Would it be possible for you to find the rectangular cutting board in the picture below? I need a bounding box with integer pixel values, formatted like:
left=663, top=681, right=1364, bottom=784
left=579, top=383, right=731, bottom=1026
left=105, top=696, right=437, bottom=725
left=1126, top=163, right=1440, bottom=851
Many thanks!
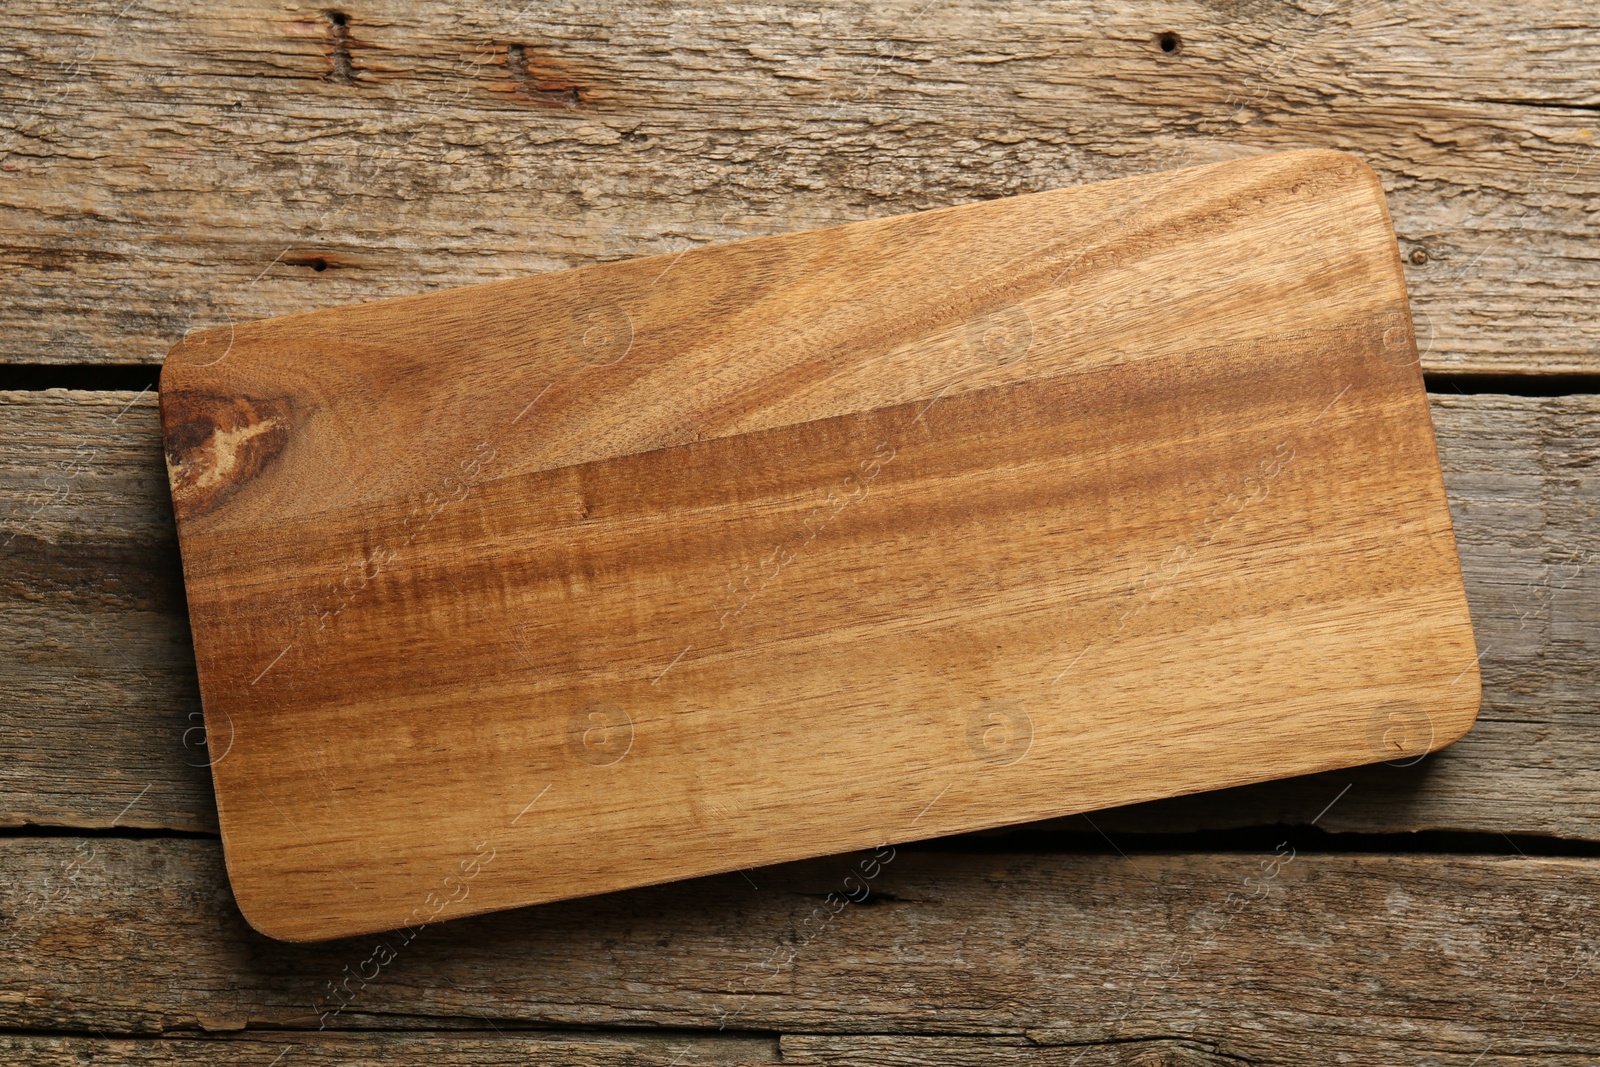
left=160, top=149, right=1480, bottom=942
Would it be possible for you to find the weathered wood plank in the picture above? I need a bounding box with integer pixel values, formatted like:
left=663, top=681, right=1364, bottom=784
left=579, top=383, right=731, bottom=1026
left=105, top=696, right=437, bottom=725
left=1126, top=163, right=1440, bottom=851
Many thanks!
left=1, top=0, right=1597, bottom=372
left=780, top=1035, right=1600, bottom=1067
left=0, top=1034, right=779, bottom=1066
left=1, top=390, right=1597, bottom=838
left=6, top=1032, right=1600, bottom=1067
left=0, top=390, right=212, bottom=831
left=2, top=837, right=1598, bottom=1064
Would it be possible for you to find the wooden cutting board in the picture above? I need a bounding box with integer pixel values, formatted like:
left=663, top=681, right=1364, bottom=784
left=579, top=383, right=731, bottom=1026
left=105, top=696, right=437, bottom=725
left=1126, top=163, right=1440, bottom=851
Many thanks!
left=161, top=149, right=1479, bottom=943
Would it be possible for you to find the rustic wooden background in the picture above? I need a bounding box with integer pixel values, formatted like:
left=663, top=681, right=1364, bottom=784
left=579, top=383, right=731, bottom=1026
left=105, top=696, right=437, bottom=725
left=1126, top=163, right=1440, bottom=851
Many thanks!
left=3, top=1, right=1598, bottom=1063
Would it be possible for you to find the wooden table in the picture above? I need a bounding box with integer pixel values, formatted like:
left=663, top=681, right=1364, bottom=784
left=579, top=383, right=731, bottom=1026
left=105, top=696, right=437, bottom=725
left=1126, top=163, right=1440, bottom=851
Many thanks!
left=2, top=2, right=1596, bottom=1063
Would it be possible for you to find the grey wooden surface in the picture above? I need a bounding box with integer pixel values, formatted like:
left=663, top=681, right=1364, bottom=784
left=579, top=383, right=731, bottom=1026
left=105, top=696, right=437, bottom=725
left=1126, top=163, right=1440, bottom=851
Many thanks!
left=2, top=1, right=1597, bottom=1063
left=2, top=0, right=1597, bottom=373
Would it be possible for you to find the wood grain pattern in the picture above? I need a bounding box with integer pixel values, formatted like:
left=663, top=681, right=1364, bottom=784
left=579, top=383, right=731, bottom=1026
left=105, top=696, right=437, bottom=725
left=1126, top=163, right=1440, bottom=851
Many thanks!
left=2, top=1, right=1593, bottom=1062
left=3, top=391, right=1590, bottom=840
left=158, top=150, right=1478, bottom=941
left=8, top=1033, right=1600, bottom=1067
left=0, top=1035, right=781, bottom=1067
left=3, top=837, right=1598, bottom=1062
left=3, top=0, right=1597, bottom=373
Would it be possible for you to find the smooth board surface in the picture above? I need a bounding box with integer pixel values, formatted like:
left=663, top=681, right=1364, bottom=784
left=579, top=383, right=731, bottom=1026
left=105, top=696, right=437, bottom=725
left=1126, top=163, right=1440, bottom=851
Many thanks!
left=160, top=149, right=1479, bottom=942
